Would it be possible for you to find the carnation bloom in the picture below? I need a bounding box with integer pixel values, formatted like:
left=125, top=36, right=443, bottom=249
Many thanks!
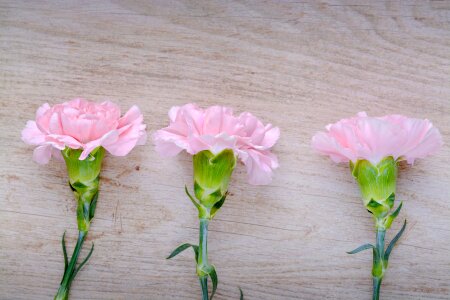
left=311, top=112, right=442, bottom=165
left=22, top=99, right=147, bottom=164
left=312, top=112, right=442, bottom=300
left=153, top=103, right=280, bottom=185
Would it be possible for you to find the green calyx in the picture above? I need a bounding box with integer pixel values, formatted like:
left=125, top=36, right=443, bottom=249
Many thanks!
left=62, top=147, right=105, bottom=232
left=350, top=157, right=398, bottom=220
left=190, top=149, right=236, bottom=220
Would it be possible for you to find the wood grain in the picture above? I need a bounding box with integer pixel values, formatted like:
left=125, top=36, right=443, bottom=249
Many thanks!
left=1, top=1, right=449, bottom=299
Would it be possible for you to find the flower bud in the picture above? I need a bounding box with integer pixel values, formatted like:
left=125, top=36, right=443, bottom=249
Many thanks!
left=62, top=147, right=105, bottom=232
left=193, top=149, right=236, bottom=211
left=350, top=157, right=397, bottom=218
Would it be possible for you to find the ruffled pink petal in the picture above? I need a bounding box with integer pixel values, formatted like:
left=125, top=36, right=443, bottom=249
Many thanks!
left=23, top=100, right=146, bottom=164
left=102, top=106, right=146, bottom=157
left=153, top=103, right=279, bottom=185
left=153, top=129, right=188, bottom=157
left=21, top=121, right=46, bottom=145
left=238, top=112, right=280, bottom=150
left=312, top=112, right=443, bottom=165
left=194, top=133, right=237, bottom=155
left=168, top=106, right=181, bottom=122
left=80, top=130, right=119, bottom=160
left=75, top=118, right=95, bottom=144
left=100, top=101, right=121, bottom=120
left=118, top=105, right=142, bottom=127
left=261, top=125, right=280, bottom=148
left=153, top=136, right=185, bottom=157
left=48, top=112, right=63, bottom=135
left=180, top=104, right=204, bottom=136
left=32, top=145, right=53, bottom=164
left=46, top=134, right=82, bottom=150
left=36, top=103, right=51, bottom=119
left=51, top=147, right=64, bottom=162
left=153, top=104, right=202, bottom=156
left=239, top=149, right=278, bottom=185
left=202, top=106, right=224, bottom=136
left=403, top=127, right=443, bottom=164
left=311, top=132, right=355, bottom=163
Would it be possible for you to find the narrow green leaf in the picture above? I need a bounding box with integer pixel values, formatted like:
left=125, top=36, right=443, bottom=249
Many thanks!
left=166, top=243, right=198, bottom=260
left=386, top=192, right=395, bottom=208
left=384, top=219, right=407, bottom=261
left=390, top=201, right=403, bottom=219
left=61, top=231, right=68, bottom=273
left=239, top=287, right=244, bottom=300
left=72, top=243, right=94, bottom=279
left=384, top=201, right=403, bottom=229
left=210, top=193, right=227, bottom=219
left=71, top=181, right=87, bottom=189
left=367, top=199, right=382, bottom=209
left=193, top=245, right=199, bottom=263
left=347, top=243, right=374, bottom=254
left=185, top=186, right=201, bottom=210
left=89, top=191, right=99, bottom=220
left=209, top=265, right=218, bottom=300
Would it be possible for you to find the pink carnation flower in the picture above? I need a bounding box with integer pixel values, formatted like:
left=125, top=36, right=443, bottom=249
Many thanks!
left=312, top=112, right=442, bottom=165
left=22, top=99, right=147, bottom=164
left=153, top=103, right=280, bottom=185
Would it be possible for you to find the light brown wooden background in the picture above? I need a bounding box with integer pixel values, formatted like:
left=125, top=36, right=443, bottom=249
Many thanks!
left=1, top=1, right=449, bottom=299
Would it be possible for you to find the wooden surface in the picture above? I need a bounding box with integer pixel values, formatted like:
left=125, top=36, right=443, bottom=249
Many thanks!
left=1, top=1, right=449, bottom=299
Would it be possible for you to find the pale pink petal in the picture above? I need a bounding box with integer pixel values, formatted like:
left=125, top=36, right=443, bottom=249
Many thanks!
left=102, top=106, right=146, bottom=157
left=36, top=103, right=51, bottom=119
left=51, top=147, right=64, bottom=162
left=153, top=129, right=189, bottom=156
left=168, top=106, right=181, bottom=122
left=100, top=101, right=121, bottom=120
left=60, top=112, right=79, bottom=139
left=75, top=118, right=95, bottom=143
left=186, top=134, right=210, bottom=154
left=47, top=134, right=82, bottom=150
left=198, top=133, right=237, bottom=155
left=22, top=121, right=46, bottom=145
left=32, top=145, right=53, bottom=164
left=153, top=104, right=203, bottom=156
left=80, top=130, right=119, bottom=160
left=48, top=112, right=63, bottom=134
left=181, top=104, right=204, bottom=136
left=403, top=127, right=443, bottom=164
left=239, top=149, right=278, bottom=185
left=23, top=100, right=146, bottom=164
left=203, top=106, right=226, bottom=136
left=261, top=126, right=280, bottom=148
left=311, top=132, right=354, bottom=163
left=153, top=137, right=184, bottom=157
left=153, top=103, right=280, bottom=185
left=118, top=105, right=142, bottom=127
left=312, top=112, right=443, bottom=165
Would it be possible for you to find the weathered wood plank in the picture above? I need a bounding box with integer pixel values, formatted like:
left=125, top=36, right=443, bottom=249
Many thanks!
left=0, top=1, right=449, bottom=299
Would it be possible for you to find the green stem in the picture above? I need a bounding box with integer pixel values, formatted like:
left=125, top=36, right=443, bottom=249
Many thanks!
left=200, top=276, right=208, bottom=300
left=198, top=218, right=209, bottom=300
left=373, top=277, right=382, bottom=300
left=54, top=231, right=87, bottom=300
left=372, top=227, right=386, bottom=300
